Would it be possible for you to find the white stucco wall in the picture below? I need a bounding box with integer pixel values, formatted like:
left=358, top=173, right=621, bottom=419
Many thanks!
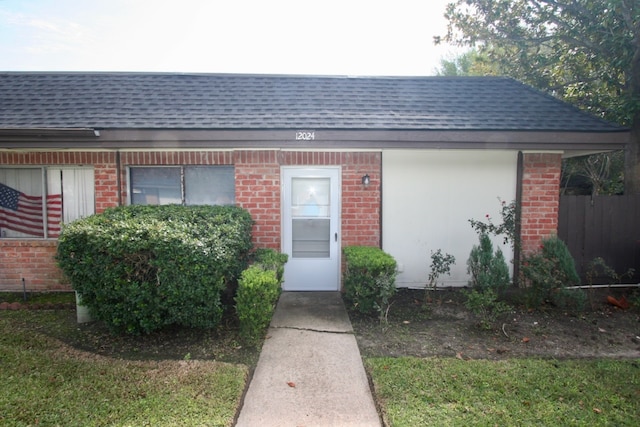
left=382, top=150, right=518, bottom=288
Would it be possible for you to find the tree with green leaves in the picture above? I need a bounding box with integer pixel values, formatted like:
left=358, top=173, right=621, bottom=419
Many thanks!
left=436, top=0, right=640, bottom=194
left=436, top=48, right=501, bottom=76
left=437, top=50, right=482, bottom=76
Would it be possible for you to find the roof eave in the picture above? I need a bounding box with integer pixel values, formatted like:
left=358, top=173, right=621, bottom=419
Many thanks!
left=0, top=128, right=100, bottom=139
left=0, top=128, right=629, bottom=152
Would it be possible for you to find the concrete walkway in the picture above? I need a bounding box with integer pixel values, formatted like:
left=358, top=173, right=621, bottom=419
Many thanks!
left=235, top=292, right=381, bottom=427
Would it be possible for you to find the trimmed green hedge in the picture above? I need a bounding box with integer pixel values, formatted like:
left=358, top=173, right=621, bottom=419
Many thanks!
left=235, top=248, right=288, bottom=344
left=343, top=246, right=397, bottom=316
left=56, top=205, right=254, bottom=334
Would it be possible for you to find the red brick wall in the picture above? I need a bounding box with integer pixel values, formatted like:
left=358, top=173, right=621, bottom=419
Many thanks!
left=339, top=154, right=381, bottom=247
left=1, top=149, right=382, bottom=291
left=0, top=240, right=66, bottom=291
left=235, top=151, right=281, bottom=249
left=520, top=152, right=562, bottom=254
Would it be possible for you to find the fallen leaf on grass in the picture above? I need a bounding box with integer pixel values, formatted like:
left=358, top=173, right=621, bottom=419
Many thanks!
left=522, top=337, right=530, bottom=343
left=287, top=381, right=296, bottom=388
left=593, top=407, right=602, bottom=414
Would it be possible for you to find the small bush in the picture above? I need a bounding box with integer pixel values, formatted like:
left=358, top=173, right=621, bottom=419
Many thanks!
left=235, top=248, right=287, bottom=344
left=343, top=246, right=397, bottom=319
left=56, top=205, right=254, bottom=334
left=521, top=236, right=581, bottom=309
left=235, top=265, right=282, bottom=344
left=586, top=257, right=635, bottom=285
left=467, top=233, right=510, bottom=295
left=464, top=233, right=512, bottom=329
left=426, top=249, right=456, bottom=293
left=464, top=288, right=511, bottom=330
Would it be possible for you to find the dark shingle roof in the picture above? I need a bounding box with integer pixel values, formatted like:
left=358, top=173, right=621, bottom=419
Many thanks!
left=0, top=72, right=624, bottom=132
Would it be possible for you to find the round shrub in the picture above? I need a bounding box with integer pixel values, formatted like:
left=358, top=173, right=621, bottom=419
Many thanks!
left=343, top=246, right=397, bottom=317
left=56, top=205, right=253, bottom=334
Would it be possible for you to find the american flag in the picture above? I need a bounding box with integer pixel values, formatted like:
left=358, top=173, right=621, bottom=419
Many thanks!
left=0, top=183, right=62, bottom=238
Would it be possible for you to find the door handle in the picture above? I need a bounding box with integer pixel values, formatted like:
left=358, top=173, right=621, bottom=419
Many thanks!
left=335, top=232, right=338, bottom=242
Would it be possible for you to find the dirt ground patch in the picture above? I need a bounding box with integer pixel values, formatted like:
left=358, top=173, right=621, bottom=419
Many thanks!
left=349, top=288, right=640, bottom=360
left=8, top=288, right=639, bottom=364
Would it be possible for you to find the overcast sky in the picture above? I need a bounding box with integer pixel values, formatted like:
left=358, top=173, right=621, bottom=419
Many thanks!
left=0, top=0, right=464, bottom=76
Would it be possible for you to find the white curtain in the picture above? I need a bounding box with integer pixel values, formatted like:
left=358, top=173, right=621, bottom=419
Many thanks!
left=47, top=168, right=95, bottom=237
left=0, top=168, right=42, bottom=195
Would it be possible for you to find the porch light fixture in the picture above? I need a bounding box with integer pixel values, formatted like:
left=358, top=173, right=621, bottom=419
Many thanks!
left=361, top=174, right=370, bottom=186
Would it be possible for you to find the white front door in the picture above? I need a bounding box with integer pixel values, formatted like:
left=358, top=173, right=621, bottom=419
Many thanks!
left=282, top=167, right=340, bottom=291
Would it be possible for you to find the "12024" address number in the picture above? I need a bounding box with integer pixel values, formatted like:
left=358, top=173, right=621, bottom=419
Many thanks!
left=295, top=131, right=315, bottom=141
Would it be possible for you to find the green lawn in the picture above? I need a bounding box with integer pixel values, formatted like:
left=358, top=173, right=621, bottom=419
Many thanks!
left=366, top=357, right=640, bottom=426
left=0, top=310, right=248, bottom=427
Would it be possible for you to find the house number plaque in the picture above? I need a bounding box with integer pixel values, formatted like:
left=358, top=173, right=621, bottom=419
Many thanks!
left=295, top=131, right=315, bottom=141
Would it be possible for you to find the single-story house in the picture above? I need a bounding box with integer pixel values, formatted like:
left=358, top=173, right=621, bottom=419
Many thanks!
left=0, top=72, right=628, bottom=292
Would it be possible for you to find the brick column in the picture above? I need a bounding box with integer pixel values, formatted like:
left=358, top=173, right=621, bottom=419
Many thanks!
left=95, top=154, right=119, bottom=213
left=234, top=150, right=281, bottom=250
left=520, top=152, right=562, bottom=254
left=341, top=153, right=381, bottom=247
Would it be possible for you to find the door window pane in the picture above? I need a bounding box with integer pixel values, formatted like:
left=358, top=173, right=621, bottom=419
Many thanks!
left=291, top=177, right=330, bottom=258
left=292, top=178, right=330, bottom=218
left=292, top=218, right=330, bottom=258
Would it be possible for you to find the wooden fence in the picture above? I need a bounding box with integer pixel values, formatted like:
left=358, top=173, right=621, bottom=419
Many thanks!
left=558, top=195, right=640, bottom=284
